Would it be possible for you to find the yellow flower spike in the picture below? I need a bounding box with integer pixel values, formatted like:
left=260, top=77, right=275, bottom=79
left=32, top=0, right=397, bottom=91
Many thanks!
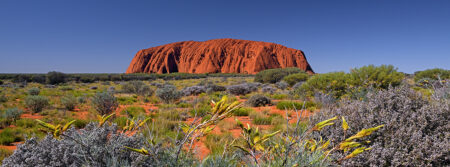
left=343, top=147, right=371, bottom=160
left=98, top=113, right=115, bottom=127
left=137, top=117, right=151, bottom=128
left=313, top=116, right=338, bottom=131
left=124, top=146, right=150, bottom=155
left=341, top=116, right=349, bottom=131
left=62, top=120, right=76, bottom=132
left=36, top=119, right=57, bottom=131
left=345, top=125, right=384, bottom=141
left=339, top=141, right=361, bottom=152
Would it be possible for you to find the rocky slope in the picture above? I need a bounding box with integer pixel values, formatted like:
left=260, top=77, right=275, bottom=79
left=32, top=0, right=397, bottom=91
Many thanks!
left=126, top=38, right=314, bottom=74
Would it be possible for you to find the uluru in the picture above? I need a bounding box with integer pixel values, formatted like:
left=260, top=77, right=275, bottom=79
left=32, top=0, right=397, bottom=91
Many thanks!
left=126, top=38, right=314, bottom=74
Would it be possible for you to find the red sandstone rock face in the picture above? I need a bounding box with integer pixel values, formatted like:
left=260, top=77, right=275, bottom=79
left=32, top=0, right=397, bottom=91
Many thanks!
left=126, top=38, right=314, bottom=74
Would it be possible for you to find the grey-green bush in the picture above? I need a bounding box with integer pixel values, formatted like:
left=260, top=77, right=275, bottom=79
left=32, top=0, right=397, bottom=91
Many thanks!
left=156, top=84, right=182, bottom=103
left=247, top=94, right=271, bottom=107
left=27, top=87, right=40, bottom=95
left=61, top=95, right=78, bottom=111
left=91, top=92, right=118, bottom=115
left=311, top=85, right=449, bottom=166
left=25, top=95, right=49, bottom=113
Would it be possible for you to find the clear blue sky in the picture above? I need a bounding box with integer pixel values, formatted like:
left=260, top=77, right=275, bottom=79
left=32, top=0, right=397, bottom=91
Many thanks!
left=1, top=0, right=449, bottom=74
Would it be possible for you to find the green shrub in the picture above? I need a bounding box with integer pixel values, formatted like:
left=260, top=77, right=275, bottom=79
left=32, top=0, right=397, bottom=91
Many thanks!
left=0, top=128, right=22, bottom=145
left=349, top=65, right=404, bottom=89
left=254, top=67, right=304, bottom=83
left=46, top=71, right=66, bottom=85
left=27, top=87, right=40, bottom=95
left=283, top=72, right=309, bottom=86
left=270, top=94, right=288, bottom=100
left=91, top=92, right=118, bottom=115
left=61, top=94, right=78, bottom=111
left=122, top=106, right=146, bottom=117
left=25, top=95, right=49, bottom=113
left=276, top=101, right=316, bottom=110
left=414, top=68, right=450, bottom=81
left=298, top=72, right=349, bottom=98
left=233, top=107, right=253, bottom=116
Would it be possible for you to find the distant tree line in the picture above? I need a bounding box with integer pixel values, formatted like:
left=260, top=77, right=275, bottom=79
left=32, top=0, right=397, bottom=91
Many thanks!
left=0, top=72, right=252, bottom=84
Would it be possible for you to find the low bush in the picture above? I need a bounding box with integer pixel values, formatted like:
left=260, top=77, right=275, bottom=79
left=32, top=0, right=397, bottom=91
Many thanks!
left=254, top=67, right=304, bottom=83
left=61, top=94, right=78, bottom=111
left=283, top=72, right=309, bottom=86
left=27, top=87, right=40, bottom=95
left=156, top=84, right=182, bottom=103
left=91, top=92, right=118, bottom=115
left=247, top=94, right=271, bottom=107
left=25, top=95, right=49, bottom=113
